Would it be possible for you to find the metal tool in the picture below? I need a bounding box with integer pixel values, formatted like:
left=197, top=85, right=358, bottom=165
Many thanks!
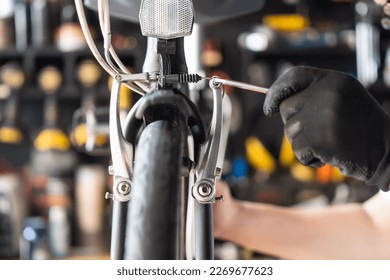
left=209, top=77, right=268, bottom=94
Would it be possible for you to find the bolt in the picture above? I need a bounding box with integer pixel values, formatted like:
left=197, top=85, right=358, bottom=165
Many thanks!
left=105, top=192, right=114, bottom=200
left=115, top=75, right=122, bottom=81
left=198, top=183, right=212, bottom=197
left=210, top=76, right=222, bottom=89
left=117, top=181, right=131, bottom=195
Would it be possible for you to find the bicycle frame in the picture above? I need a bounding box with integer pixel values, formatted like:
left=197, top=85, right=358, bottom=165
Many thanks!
left=74, top=0, right=231, bottom=260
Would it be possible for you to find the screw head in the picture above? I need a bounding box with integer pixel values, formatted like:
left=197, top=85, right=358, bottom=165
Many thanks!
left=105, top=192, right=114, bottom=200
left=117, top=181, right=131, bottom=195
left=198, top=183, right=212, bottom=197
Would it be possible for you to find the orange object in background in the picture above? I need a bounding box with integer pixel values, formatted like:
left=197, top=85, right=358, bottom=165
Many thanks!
left=203, top=38, right=223, bottom=68
left=316, top=164, right=333, bottom=184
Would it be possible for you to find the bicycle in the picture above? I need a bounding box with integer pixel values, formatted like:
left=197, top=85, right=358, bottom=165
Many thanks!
left=74, top=0, right=266, bottom=260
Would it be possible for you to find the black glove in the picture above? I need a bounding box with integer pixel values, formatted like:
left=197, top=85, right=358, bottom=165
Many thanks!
left=263, top=66, right=390, bottom=191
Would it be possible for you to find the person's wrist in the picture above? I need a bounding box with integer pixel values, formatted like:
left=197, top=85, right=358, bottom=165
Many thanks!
left=374, top=0, right=387, bottom=5
left=214, top=199, right=242, bottom=240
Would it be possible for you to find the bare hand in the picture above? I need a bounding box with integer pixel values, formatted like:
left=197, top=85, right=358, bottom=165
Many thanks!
left=214, top=180, right=240, bottom=239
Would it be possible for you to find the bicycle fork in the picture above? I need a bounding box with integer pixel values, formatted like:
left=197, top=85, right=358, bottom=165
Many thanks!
left=106, top=69, right=229, bottom=260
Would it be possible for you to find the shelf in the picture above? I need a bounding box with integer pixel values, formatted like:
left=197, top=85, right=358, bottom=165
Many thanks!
left=244, top=45, right=356, bottom=58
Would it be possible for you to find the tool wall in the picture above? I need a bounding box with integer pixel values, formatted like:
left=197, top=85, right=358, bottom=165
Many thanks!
left=0, top=0, right=389, bottom=260
left=0, top=0, right=146, bottom=259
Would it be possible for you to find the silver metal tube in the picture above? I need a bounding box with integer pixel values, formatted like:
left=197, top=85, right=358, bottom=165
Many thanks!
left=110, top=200, right=128, bottom=259
left=195, top=203, right=214, bottom=260
left=142, top=37, right=160, bottom=88
left=185, top=23, right=206, bottom=94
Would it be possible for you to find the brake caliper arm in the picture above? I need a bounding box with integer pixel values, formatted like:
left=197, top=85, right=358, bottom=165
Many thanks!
left=192, top=78, right=224, bottom=204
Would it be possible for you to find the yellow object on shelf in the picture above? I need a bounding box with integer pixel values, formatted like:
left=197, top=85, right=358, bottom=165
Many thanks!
left=0, top=126, right=23, bottom=144
left=263, top=14, right=310, bottom=32
left=1, top=65, right=25, bottom=89
left=38, top=66, right=62, bottom=94
left=77, top=60, right=102, bottom=87
left=245, top=136, right=276, bottom=174
left=72, top=124, right=108, bottom=147
left=332, top=167, right=345, bottom=183
left=279, top=136, right=296, bottom=168
left=34, top=129, right=71, bottom=151
left=108, top=75, right=133, bottom=110
left=290, top=162, right=315, bottom=183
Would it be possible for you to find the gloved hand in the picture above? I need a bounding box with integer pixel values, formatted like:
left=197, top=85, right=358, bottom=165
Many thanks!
left=263, top=66, right=390, bottom=191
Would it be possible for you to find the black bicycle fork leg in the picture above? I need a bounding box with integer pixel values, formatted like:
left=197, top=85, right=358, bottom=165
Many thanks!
left=195, top=203, right=214, bottom=260
left=110, top=200, right=128, bottom=260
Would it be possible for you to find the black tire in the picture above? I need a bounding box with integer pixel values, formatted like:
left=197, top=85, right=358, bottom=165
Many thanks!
left=125, top=120, right=184, bottom=259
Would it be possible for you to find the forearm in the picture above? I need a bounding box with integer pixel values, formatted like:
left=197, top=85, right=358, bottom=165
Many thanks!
left=218, top=200, right=389, bottom=259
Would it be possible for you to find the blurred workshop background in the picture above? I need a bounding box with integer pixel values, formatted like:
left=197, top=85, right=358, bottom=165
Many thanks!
left=0, top=0, right=386, bottom=260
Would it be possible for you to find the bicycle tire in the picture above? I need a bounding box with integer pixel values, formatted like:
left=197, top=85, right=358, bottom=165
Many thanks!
left=125, top=120, right=184, bottom=260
